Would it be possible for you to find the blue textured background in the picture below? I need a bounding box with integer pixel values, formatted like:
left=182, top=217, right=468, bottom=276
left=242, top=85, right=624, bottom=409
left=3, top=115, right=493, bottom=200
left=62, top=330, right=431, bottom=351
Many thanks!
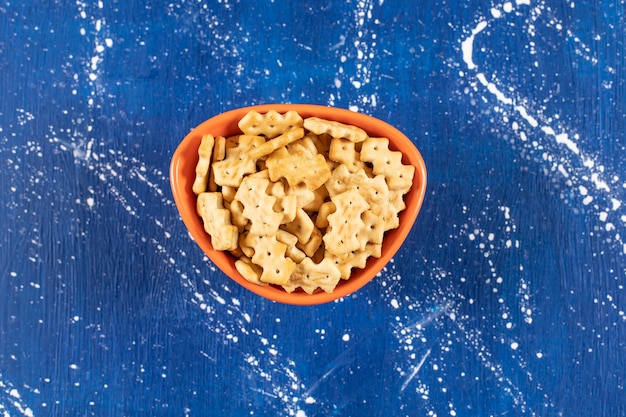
left=1, top=0, right=625, bottom=416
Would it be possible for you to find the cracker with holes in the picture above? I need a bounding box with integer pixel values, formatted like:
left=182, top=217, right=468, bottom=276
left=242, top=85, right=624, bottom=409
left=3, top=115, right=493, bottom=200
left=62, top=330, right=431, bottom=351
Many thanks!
left=326, top=164, right=389, bottom=208
left=327, top=243, right=382, bottom=280
left=235, top=257, right=266, bottom=286
left=234, top=176, right=283, bottom=236
left=239, top=110, right=303, bottom=138
left=283, top=258, right=341, bottom=294
left=323, top=189, right=370, bottom=256
left=266, top=144, right=331, bottom=191
left=282, top=208, right=315, bottom=245
left=360, top=137, right=415, bottom=193
left=212, top=135, right=265, bottom=187
left=266, top=181, right=297, bottom=223
left=208, top=135, right=226, bottom=192
left=247, top=233, right=296, bottom=285
left=329, top=138, right=366, bottom=173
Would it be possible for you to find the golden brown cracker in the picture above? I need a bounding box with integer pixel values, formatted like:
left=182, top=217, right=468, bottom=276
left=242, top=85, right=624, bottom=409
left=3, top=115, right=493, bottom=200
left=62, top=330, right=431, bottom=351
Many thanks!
left=282, top=258, right=341, bottom=294
left=304, top=116, right=368, bottom=143
left=193, top=134, right=215, bottom=195
left=323, top=189, right=370, bottom=256
left=328, top=137, right=366, bottom=173
left=281, top=208, right=315, bottom=245
left=326, top=164, right=389, bottom=208
left=235, top=257, right=266, bottom=286
left=208, top=135, right=226, bottom=192
left=296, top=226, right=323, bottom=258
left=238, top=110, right=304, bottom=138
left=212, top=135, right=265, bottom=188
left=248, top=234, right=296, bottom=285
left=249, top=127, right=305, bottom=160
left=266, top=144, right=331, bottom=190
left=234, top=176, right=283, bottom=236
left=196, top=192, right=239, bottom=251
left=315, top=201, right=336, bottom=229
left=360, top=137, right=415, bottom=192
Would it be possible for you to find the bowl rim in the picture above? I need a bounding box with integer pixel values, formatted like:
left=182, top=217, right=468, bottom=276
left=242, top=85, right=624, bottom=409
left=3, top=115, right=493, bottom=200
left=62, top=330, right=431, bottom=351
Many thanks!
left=170, top=103, right=427, bottom=305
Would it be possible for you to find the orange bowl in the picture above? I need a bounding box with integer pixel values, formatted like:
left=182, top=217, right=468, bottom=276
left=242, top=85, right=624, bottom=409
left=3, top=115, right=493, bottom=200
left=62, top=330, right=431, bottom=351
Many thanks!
left=170, top=104, right=427, bottom=305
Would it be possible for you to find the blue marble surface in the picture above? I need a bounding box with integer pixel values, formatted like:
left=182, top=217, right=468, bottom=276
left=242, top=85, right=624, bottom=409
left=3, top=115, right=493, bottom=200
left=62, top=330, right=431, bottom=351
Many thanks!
left=1, top=0, right=625, bottom=416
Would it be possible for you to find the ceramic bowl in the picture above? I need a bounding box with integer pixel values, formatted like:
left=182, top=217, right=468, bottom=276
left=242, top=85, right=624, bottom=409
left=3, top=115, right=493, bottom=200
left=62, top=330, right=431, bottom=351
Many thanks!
left=170, top=104, right=427, bottom=305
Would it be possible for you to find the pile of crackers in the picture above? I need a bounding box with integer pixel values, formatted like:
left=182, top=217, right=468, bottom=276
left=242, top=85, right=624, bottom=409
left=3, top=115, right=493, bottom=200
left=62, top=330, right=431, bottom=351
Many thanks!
left=193, top=110, right=414, bottom=294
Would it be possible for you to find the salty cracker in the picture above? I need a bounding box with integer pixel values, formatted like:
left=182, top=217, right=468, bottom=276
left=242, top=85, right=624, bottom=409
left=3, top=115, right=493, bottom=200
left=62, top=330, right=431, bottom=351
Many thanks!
left=266, top=181, right=298, bottom=224
left=302, top=185, right=328, bottom=212
left=328, top=137, right=366, bottom=173
left=282, top=258, right=342, bottom=294
left=247, top=233, right=296, bottom=285
left=297, top=226, right=323, bottom=258
left=212, top=135, right=265, bottom=188
left=290, top=133, right=320, bottom=156
left=266, top=144, right=331, bottom=191
left=368, top=190, right=404, bottom=232
left=304, top=116, right=368, bottom=143
left=360, top=137, right=415, bottom=193
left=208, top=135, right=226, bottom=192
left=234, top=176, right=283, bottom=236
left=284, top=182, right=316, bottom=210
left=315, top=201, right=336, bottom=229
left=192, top=134, right=215, bottom=195
left=359, top=210, right=387, bottom=247
left=326, top=164, right=389, bottom=207
left=323, top=189, right=370, bottom=256
left=196, top=192, right=238, bottom=251
left=306, top=132, right=332, bottom=160
left=228, top=199, right=248, bottom=231
left=238, top=232, right=254, bottom=258
left=276, top=229, right=308, bottom=264
left=282, top=208, right=315, bottom=245
left=238, top=110, right=304, bottom=139
left=221, top=185, right=237, bottom=203
left=326, top=243, right=382, bottom=280
left=249, top=127, right=305, bottom=160
left=235, top=257, right=266, bottom=286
